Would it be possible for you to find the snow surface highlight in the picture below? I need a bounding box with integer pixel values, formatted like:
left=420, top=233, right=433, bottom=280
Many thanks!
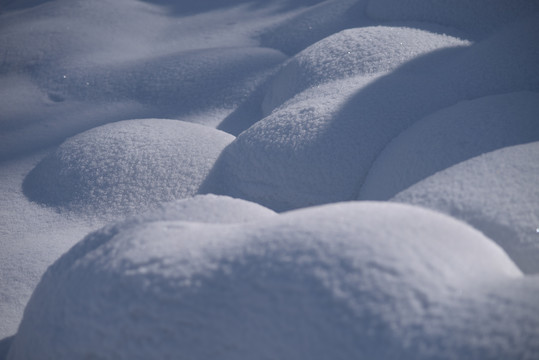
left=1, top=0, right=539, bottom=356
left=360, top=92, right=539, bottom=200
left=10, top=202, right=536, bottom=360
left=262, top=26, right=470, bottom=115
left=393, top=142, right=539, bottom=274
left=203, top=13, right=539, bottom=211
left=23, top=119, right=234, bottom=217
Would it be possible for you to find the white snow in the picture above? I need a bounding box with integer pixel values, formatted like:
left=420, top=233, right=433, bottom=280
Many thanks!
left=359, top=92, right=539, bottom=200
left=0, top=0, right=290, bottom=159
left=1, top=0, right=539, bottom=357
left=0, top=151, right=104, bottom=343
left=392, top=142, right=539, bottom=274
left=23, top=119, right=234, bottom=217
left=10, top=202, right=536, bottom=360
left=127, top=194, right=277, bottom=225
left=203, top=13, right=539, bottom=211
left=262, top=26, right=470, bottom=115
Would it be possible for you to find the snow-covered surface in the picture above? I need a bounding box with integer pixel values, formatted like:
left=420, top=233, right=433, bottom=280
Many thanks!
left=203, top=12, right=539, bottom=211
left=23, top=119, right=234, bottom=217
left=0, top=0, right=290, bottom=159
left=359, top=92, right=539, bottom=200
left=392, top=142, right=539, bottom=275
left=262, top=26, right=470, bottom=115
left=1, top=0, right=539, bottom=357
left=0, top=151, right=104, bottom=346
left=10, top=202, right=538, bottom=360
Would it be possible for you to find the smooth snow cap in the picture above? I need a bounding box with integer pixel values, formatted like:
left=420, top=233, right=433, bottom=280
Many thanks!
left=133, top=194, right=277, bottom=224
left=360, top=92, right=539, bottom=200
left=393, top=142, right=539, bottom=274
left=204, top=14, right=539, bottom=212
left=366, top=0, right=539, bottom=39
left=262, top=26, right=470, bottom=115
left=10, top=201, right=535, bottom=360
left=23, top=119, right=234, bottom=217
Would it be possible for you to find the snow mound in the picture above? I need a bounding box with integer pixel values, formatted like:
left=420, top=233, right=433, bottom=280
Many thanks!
left=366, top=0, right=539, bottom=39
left=201, top=78, right=375, bottom=211
left=393, top=142, right=539, bottom=274
left=10, top=201, right=536, bottom=360
left=23, top=119, right=234, bottom=217
left=132, top=194, right=277, bottom=225
left=360, top=92, right=539, bottom=200
left=204, top=13, right=539, bottom=211
left=262, top=26, right=470, bottom=115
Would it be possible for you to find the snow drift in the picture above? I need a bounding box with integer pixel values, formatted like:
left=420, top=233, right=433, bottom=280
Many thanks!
left=262, top=26, right=470, bottom=115
left=203, top=14, right=539, bottom=211
left=359, top=91, right=539, bottom=200
left=1, top=0, right=539, bottom=357
left=23, top=119, right=234, bottom=217
left=10, top=202, right=538, bottom=360
left=393, top=142, right=539, bottom=274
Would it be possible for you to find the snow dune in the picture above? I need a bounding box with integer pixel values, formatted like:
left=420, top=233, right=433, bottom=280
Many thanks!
left=359, top=92, right=539, bottom=201
left=10, top=202, right=536, bottom=360
left=203, top=13, right=539, bottom=211
left=1, top=0, right=539, bottom=357
left=393, top=142, right=539, bottom=275
left=261, top=26, right=470, bottom=115
left=23, top=119, right=234, bottom=217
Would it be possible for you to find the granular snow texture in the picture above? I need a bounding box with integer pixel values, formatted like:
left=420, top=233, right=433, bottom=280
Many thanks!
left=10, top=202, right=538, bottom=360
left=2, top=0, right=539, bottom=357
left=359, top=92, right=539, bottom=200
left=262, top=26, right=470, bottom=115
left=23, top=119, right=234, bottom=217
left=203, top=13, right=539, bottom=211
left=393, top=142, right=539, bottom=274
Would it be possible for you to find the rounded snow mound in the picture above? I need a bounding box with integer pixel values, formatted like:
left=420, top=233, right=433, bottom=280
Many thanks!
left=10, top=201, right=536, bottom=360
left=360, top=92, right=539, bottom=200
left=262, top=26, right=469, bottom=115
left=204, top=14, right=539, bottom=212
left=366, top=0, right=539, bottom=39
left=201, top=78, right=373, bottom=211
left=393, top=142, right=539, bottom=274
left=23, top=119, right=234, bottom=217
left=132, top=194, right=277, bottom=225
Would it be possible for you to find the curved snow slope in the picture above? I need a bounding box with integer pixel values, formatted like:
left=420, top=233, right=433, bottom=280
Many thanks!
left=393, top=142, right=539, bottom=274
left=360, top=92, right=539, bottom=200
left=35, top=46, right=286, bottom=113
left=204, top=13, right=539, bottom=211
left=10, top=202, right=537, bottom=360
left=0, top=45, right=284, bottom=160
left=262, top=26, right=469, bottom=115
left=23, top=119, right=234, bottom=217
left=135, top=194, right=277, bottom=224
left=0, top=0, right=291, bottom=159
left=366, top=0, right=539, bottom=39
